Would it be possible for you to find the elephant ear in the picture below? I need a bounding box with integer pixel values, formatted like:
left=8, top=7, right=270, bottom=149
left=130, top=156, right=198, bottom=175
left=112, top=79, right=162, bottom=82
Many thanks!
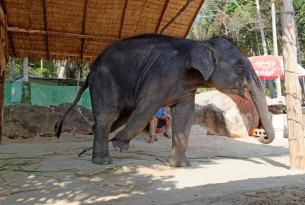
left=190, top=44, right=217, bottom=81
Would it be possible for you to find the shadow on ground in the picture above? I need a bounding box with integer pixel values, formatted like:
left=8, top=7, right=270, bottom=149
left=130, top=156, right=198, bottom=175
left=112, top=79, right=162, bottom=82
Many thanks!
left=0, top=130, right=303, bottom=205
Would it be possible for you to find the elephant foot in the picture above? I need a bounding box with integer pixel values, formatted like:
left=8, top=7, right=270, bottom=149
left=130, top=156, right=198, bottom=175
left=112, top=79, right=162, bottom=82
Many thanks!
left=111, top=138, right=129, bottom=152
left=92, top=153, right=113, bottom=165
left=169, top=155, right=191, bottom=167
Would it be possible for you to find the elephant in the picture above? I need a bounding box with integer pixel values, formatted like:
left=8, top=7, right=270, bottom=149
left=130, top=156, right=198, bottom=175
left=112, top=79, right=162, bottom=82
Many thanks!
left=55, top=34, right=275, bottom=167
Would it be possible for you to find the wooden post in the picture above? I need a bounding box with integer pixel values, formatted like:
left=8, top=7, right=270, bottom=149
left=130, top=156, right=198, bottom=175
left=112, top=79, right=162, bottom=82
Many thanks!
left=0, top=8, right=7, bottom=145
left=279, top=0, right=305, bottom=169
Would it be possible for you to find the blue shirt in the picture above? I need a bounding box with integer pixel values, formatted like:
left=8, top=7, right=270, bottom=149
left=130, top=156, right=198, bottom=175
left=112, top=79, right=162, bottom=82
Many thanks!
left=155, top=108, right=165, bottom=117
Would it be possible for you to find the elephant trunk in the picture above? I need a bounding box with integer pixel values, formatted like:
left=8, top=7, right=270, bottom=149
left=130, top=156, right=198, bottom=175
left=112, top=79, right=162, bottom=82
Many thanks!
left=248, top=75, right=275, bottom=144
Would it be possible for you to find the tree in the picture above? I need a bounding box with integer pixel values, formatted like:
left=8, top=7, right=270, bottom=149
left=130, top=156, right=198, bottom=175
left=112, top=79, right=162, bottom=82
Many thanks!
left=293, top=0, right=305, bottom=65
left=188, top=0, right=305, bottom=63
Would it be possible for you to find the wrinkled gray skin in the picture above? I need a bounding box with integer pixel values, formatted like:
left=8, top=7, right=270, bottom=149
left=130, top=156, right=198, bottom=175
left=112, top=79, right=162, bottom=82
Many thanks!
left=55, top=34, right=275, bottom=167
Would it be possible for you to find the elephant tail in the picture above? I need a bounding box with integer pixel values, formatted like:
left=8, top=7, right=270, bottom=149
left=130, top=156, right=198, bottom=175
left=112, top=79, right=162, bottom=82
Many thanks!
left=54, top=76, right=89, bottom=138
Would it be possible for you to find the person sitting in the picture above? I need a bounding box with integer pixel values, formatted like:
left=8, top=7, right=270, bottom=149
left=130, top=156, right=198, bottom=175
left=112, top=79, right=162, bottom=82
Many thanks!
left=149, top=108, right=171, bottom=143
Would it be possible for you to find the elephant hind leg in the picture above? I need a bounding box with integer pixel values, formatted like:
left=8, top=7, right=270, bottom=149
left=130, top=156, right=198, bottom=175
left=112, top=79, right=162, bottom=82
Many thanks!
left=92, top=124, right=112, bottom=165
left=113, top=101, right=161, bottom=146
left=92, top=110, right=120, bottom=165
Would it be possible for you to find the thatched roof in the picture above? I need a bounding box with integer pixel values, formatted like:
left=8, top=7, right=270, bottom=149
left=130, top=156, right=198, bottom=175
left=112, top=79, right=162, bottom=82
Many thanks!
left=1, top=0, right=204, bottom=63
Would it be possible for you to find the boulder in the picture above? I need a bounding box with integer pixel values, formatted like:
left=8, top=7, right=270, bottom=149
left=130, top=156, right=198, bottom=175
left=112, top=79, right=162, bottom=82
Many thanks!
left=3, top=103, right=93, bottom=138
left=3, top=92, right=261, bottom=139
left=194, top=90, right=259, bottom=138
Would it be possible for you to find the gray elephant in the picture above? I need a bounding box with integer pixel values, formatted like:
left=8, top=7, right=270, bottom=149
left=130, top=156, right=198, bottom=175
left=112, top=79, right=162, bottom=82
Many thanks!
left=55, top=34, right=274, bottom=167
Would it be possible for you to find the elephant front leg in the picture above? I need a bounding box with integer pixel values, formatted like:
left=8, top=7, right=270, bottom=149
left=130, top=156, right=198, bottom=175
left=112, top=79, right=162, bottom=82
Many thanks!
left=169, top=97, right=195, bottom=167
left=113, top=102, right=162, bottom=149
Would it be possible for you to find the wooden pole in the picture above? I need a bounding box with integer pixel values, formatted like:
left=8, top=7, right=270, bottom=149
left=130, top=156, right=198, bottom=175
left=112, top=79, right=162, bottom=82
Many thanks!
left=279, top=0, right=305, bottom=169
left=0, top=7, right=7, bottom=145
left=7, top=26, right=120, bottom=42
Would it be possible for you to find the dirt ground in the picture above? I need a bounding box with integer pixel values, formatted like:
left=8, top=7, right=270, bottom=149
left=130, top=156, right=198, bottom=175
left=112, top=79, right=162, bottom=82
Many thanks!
left=1, top=125, right=305, bottom=205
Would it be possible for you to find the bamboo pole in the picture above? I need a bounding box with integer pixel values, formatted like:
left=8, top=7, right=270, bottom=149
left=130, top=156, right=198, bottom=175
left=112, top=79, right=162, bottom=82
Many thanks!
left=0, top=7, right=7, bottom=145
left=160, top=0, right=195, bottom=34
left=7, top=26, right=120, bottom=41
left=279, top=0, right=305, bottom=169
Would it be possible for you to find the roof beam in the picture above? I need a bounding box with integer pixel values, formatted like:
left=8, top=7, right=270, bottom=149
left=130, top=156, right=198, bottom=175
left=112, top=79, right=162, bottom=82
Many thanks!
left=9, top=49, right=96, bottom=59
left=42, top=0, right=49, bottom=59
left=11, top=49, right=84, bottom=57
left=7, top=27, right=120, bottom=41
left=80, top=0, right=89, bottom=62
left=160, top=0, right=195, bottom=34
left=119, top=0, right=128, bottom=38
left=156, top=0, right=170, bottom=33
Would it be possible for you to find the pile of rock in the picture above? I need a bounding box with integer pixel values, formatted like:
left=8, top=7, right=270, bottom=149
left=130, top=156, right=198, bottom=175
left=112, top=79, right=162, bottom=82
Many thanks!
left=3, top=103, right=93, bottom=138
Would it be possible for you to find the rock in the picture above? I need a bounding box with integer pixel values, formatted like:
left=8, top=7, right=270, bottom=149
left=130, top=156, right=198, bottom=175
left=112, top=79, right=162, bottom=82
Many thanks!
left=194, top=90, right=259, bottom=138
left=3, top=103, right=93, bottom=138
left=3, top=92, right=260, bottom=139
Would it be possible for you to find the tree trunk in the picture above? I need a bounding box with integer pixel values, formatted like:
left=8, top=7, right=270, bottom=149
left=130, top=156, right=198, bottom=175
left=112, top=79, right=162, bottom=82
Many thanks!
left=40, top=59, right=43, bottom=75
left=9, top=57, right=15, bottom=82
left=23, top=57, right=29, bottom=82
left=256, top=0, right=268, bottom=55
left=279, top=0, right=305, bottom=170
left=22, top=57, right=30, bottom=104
left=256, top=0, right=275, bottom=98
left=58, top=60, right=66, bottom=78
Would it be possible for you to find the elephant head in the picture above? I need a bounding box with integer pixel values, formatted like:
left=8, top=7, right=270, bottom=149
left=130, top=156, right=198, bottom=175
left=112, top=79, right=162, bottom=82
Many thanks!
left=190, top=38, right=275, bottom=144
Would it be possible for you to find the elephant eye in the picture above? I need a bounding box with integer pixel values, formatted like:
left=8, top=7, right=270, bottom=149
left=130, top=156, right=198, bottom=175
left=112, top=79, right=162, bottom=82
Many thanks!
left=237, top=61, right=244, bottom=68
left=236, top=63, right=243, bottom=73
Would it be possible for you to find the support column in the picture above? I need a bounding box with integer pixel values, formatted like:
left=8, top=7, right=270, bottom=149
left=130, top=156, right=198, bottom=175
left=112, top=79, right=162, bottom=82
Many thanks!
left=0, top=8, right=7, bottom=144
left=279, top=0, right=305, bottom=169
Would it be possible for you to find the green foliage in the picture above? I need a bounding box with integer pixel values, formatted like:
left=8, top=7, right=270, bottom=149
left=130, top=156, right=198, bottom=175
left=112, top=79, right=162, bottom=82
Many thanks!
left=294, top=0, right=305, bottom=60
left=225, top=0, right=251, bottom=14
left=6, top=58, right=58, bottom=79
left=188, top=0, right=305, bottom=61
left=28, top=60, right=55, bottom=77
left=6, top=58, right=89, bottom=106
left=6, top=58, right=89, bottom=80
left=65, top=61, right=89, bottom=80
left=196, top=87, right=215, bottom=94
left=6, top=58, right=23, bottom=78
left=188, top=0, right=263, bottom=54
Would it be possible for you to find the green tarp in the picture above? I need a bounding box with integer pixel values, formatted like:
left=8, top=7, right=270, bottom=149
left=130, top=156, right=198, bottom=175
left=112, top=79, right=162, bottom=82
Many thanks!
left=4, top=82, right=92, bottom=109
left=5, top=82, right=23, bottom=105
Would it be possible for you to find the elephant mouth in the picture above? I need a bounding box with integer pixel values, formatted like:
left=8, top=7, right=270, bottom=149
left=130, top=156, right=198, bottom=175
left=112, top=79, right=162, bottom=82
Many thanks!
left=228, top=79, right=249, bottom=100
left=230, top=87, right=249, bottom=100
